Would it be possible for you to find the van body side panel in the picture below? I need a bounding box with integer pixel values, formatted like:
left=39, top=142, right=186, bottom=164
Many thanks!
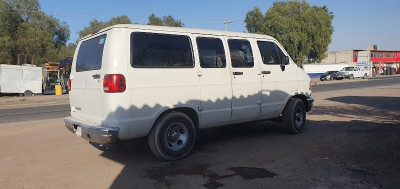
left=228, top=38, right=262, bottom=122
left=128, top=69, right=200, bottom=137
left=127, top=30, right=200, bottom=138
left=255, top=40, right=299, bottom=119
left=194, top=35, right=232, bottom=128
left=99, top=28, right=132, bottom=140
left=297, top=66, right=312, bottom=98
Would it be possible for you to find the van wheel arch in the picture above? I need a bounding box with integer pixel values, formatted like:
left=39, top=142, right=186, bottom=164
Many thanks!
left=287, top=95, right=308, bottom=111
left=153, top=108, right=199, bottom=131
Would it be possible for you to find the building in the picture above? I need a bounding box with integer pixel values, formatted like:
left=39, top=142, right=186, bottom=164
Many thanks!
left=321, top=45, right=400, bottom=75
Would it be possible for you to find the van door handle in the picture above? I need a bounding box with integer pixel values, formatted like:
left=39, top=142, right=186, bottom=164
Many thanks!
left=233, top=72, right=243, bottom=75
left=92, top=74, right=101, bottom=79
left=261, top=71, right=271, bottom=74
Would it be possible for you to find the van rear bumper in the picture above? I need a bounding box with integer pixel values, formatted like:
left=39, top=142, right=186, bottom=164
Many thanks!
left=64, top=116, right=119, bottom=144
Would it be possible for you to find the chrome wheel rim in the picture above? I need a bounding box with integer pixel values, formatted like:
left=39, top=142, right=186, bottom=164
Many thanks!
left=164, top=123, right=188, bottom=151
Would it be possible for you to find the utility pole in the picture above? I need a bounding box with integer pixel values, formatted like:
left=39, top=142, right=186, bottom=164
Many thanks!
left=224, top=20, right=234, bottom=31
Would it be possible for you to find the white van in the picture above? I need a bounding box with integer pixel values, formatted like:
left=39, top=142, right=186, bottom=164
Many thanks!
left=65, top=24, right=313, bottom=160
left=339, top=66, right=369, bottom=79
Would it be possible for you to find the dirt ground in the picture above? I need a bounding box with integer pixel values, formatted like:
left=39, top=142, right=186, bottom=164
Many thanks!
left=0, top=84, right=399, bottom=189
left=0, top=94, right=69, bottom=109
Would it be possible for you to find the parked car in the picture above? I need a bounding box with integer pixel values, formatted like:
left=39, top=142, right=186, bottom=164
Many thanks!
left=339, top=66, right=368, bottom=79
left=320, top=71, right=344, bottom=81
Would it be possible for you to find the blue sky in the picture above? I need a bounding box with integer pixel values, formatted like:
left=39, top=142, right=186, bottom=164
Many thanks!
left=40, top=0, right=400, bottom=51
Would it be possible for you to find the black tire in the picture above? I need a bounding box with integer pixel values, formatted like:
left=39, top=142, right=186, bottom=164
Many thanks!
left=148, top=111, right=196, bottom=161
left=282, top=98, right=306, bottom=134
left=349, top=74, right=354, bottom=79
left=23, top=90, right=33, bottom=96
left=363, top=73, right=367, bottom=79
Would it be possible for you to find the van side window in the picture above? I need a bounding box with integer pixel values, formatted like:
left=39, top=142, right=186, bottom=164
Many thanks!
left=257, top=41, right=280, bottom=65
left=76, top=35, right=106, bottom=72
left=131, top=32, right=193, bottom=68
left=275, top=44, right=287, bottom=64
left=228, top=39, right=254, bottom=68
left=196, top=37, right=226, bottom=68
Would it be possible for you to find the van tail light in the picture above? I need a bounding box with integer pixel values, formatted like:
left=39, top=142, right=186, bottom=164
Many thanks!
left=103, top=74, right=126, bottom=93
left=68, top=80, right=72, bottom=91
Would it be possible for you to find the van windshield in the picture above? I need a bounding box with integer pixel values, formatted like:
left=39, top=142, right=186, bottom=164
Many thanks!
left=76, top=35, right=106, bottom=72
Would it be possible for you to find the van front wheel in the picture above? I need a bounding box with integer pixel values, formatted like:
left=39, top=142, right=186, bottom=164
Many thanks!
left=148, top=112, right=196, bottom=161
left=282, top=98, right=306, bottom=134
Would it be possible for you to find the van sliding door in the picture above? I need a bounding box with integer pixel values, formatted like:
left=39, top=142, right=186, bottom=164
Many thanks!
left=196, top=37, right=232, bottom=127
left=228, top=38, right=261, bottom=122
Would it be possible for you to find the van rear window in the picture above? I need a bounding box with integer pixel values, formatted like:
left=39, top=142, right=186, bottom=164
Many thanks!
left=76, top=35, right=106, bottom=72
left=131, top=32, right=193, bottom=68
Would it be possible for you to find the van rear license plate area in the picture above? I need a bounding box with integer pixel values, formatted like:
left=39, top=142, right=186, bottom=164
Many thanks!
left=75, top=126, right=82, bottom=137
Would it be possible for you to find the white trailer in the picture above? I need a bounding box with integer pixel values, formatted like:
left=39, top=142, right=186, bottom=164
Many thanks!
left=0, top=64, right=42, bottom=96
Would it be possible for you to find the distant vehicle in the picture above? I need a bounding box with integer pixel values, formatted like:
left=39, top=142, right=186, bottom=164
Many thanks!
left=339, top=66, right=368, bottom=79
left=0, top=64, right=42, bottom=96
left=319, top=71, right=344, bottom=81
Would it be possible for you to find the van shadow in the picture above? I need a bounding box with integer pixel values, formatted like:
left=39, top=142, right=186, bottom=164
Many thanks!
left=311, top=96, right=400, bottom=123
left=94, top=120, right=286, bottom=188
left=88, top=91, right=400, bottom=188
left=326, top=96, right=400, bottom=112
left=96, top=120, right=400, bottom=189
left=90, top=89, right=313, bottom=188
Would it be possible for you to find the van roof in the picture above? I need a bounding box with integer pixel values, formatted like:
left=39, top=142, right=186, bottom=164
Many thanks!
left=80, top=24, right=276, bottom=41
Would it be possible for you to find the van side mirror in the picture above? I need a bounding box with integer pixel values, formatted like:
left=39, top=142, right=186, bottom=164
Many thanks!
left=282, top=56, right=289, bottom=65
left=280, top=56, right=289, bottom=71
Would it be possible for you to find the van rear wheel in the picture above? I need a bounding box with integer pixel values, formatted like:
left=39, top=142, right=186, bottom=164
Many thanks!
left=282, top=98, right=306, bottom=134
left=148, top=112, right=196, bottom=161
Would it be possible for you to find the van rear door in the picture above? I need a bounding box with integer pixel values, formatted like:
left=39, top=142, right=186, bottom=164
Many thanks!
left=70, top=35, right=107, bottom=122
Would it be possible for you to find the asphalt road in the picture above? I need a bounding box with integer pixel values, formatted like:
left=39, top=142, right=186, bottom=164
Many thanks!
left=0, top=104, right=70, bottom=124
left=312, top=76, right=400, bottom=93
left=0, top=76, right=399, bottom=124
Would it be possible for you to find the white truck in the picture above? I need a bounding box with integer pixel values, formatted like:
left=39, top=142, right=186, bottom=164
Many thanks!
left=65, top=24, right=314, bottom=160
left=0, top=64, right=42, bottom=96
left=339, top=66, right=369, bottom=79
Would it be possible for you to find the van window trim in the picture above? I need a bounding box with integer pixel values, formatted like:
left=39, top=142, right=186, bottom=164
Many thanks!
left=257, top=40, right=282, bottom=65
left=196, top=36, right=227, bottom=69
left=227, top=38, right=255, bottom=68
left=76, top=34, right=107, bottom=72
left=130, top=32, right=195, bottom=68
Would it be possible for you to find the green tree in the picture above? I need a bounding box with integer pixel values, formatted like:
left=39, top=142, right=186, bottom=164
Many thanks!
left=78, top=15, right=131, bottom=39
left=148, top=13, right=163, bottom=26
left=0, top=0, right=71, bottom=65
left=0, top=1, right=23, bottom=64
left=147, top=13, right=184, bottom=27
left=244, top=7, right=265, bottom=33
left=245, top=0, right=334, bottom=66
